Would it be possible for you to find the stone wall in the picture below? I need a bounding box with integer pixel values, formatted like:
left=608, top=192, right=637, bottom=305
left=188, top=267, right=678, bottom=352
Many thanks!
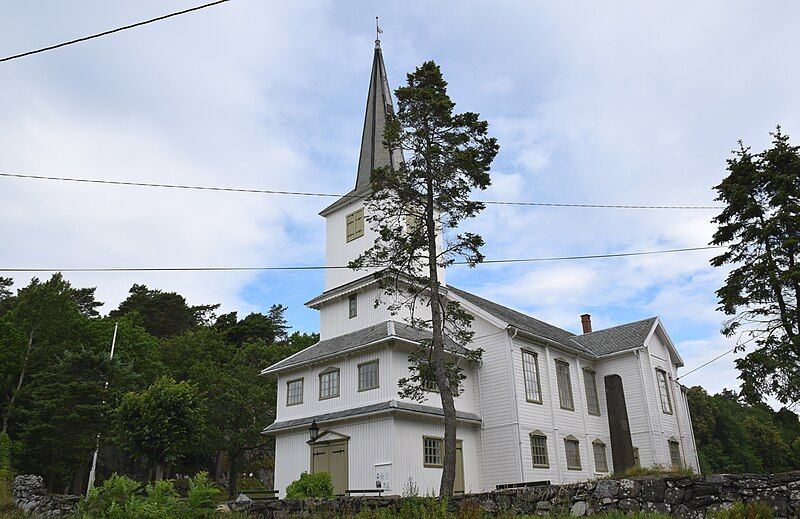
left=12, top=475, right=79, bottom=517
left=241, top=472, right=800, bottom=519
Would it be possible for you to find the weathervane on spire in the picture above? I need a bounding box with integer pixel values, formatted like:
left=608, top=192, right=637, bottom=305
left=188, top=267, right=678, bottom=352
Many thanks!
left=376, top=16, right=383, bottom=45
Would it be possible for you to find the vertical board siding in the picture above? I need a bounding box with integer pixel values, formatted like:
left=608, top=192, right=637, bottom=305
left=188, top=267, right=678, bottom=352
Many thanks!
left=319, top=286, right=422, bottom=340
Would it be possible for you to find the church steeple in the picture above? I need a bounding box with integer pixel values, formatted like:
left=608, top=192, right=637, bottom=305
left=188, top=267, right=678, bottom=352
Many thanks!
left=354, top=38, right=404, bottom=191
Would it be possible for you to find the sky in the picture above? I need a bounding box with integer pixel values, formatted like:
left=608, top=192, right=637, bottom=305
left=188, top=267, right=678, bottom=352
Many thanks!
left=1, top=1, right=799, bottom=400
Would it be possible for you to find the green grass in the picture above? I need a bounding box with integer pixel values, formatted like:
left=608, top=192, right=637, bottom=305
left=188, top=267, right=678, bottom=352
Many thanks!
left=0, top=478, right=27, bottom=519
left=600, top=463, right=696, bottom=479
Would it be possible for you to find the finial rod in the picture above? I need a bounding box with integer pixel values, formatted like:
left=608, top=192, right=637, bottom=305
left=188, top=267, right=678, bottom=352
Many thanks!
left=375, top=16, right=383, bottom=46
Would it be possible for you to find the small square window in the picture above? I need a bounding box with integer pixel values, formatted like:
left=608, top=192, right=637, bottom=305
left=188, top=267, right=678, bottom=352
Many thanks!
left=319, top=369, right=340, bottom=400
left=564, top=438, right=581, bottom=470
left=346, top=209, right=365, bottom=242
left=358, top=360, right=379, bottom=391
left=286, top=379, right=303, bottom=406
left=593, top=441, right=609, bottom=472
left=423, top=437, right=443, bottom=467
left=348, top=294, right=357, bottom=318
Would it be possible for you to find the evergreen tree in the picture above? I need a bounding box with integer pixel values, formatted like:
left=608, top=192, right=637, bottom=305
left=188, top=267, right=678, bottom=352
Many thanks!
left=711, top=128, right=800, bottom=406
left=351, top=61, right=498, bottom=496
left=110, top=284, right=219, bottom=338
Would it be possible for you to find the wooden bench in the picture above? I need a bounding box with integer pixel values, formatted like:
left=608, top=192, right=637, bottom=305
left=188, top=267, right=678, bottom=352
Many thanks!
left=240, top=489, right=279, bottom=500
left=343, top=489, right=385, bottom=497
left=495, top=480, right=550, bottom=490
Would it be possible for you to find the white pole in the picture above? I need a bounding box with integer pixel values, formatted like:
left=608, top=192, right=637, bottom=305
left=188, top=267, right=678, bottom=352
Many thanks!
left=86, top=323, right=118, bottom=494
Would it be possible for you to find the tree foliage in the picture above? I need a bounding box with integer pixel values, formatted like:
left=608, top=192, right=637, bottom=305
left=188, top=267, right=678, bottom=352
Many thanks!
left=351, top=60, right=498, bottom=496
left=116, top=377, right=207, bottom=480
left=687, top=386, right=800, bottom=474
left=711, top=128, right=800, bottom=406
left=110, top=284, right=219, bottom=339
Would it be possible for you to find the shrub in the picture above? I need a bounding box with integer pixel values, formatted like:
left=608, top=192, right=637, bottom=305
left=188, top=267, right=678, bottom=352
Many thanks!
left=707, top=501, right=775, bottom=519
left=78, top=472, right=221, bottom=519
left=606, top=463, right=695, bottom=479
left=285, top=472, right=334, bottom=500
left=0, top=433, right=14, bottom=482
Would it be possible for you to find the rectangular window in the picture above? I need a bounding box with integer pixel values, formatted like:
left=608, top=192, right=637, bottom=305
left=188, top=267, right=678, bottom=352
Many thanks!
left=633, top=447, right=641, bottom=468
left=286, top=378, right=303, bottom=406
left=555, top=360, right=575, bottom=411
left=669, top=440, right=682, bottom=469
left=348, top=294, right=357, bottom=319
left=522, top=350, right=542, bottom=403
left=358, top=360, right=379, bottom=391
left=583, top=369, right=600, bottom=416
left=529, top=433, right=549, bottom=468
left=564, top=438, right=581, bottom=470
left=319, top=369, right=340, bottom=400
left=346, top=208, right=364, bottom=242
left=656, top=369, right=673, bottom=414
left=593, top=442, right=609, bottom=472
left=423, top=437, right=443, bottom=467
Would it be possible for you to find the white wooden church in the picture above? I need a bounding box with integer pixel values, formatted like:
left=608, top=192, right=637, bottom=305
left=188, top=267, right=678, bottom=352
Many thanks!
left=262, top=39, right=700, bottom=496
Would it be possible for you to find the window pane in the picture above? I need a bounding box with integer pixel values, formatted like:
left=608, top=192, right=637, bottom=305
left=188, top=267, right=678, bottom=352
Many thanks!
left=657, top=370, right=673, bottom=414
left=320, top=370, right=340, bottom=399
left=348, top=294, right=357, bottom=318
left=583, top=369, right=600, bottom=415
left=423, top=437, right=443, bottom=467
left=565, top=439, right=581, bottom=470
left=522, top=351, right=542, bottom=403
left=556, top=361, right=574, bottom=410
left=530, top=434, right=549, bottom=468
left=287, top=379, right=303, bottom=405
left=669, top=441, right=682, bottom=468
left=358, top=361, right=379, bottom=391
left=593, top=443, right=608, bottom=472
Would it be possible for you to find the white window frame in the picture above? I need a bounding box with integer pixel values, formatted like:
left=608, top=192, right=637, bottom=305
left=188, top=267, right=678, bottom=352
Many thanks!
left=522, top=350, right=542, bottom=404
left=669, top=439, right=683, bottom=469
left=423, top=436, right=444, bottom=467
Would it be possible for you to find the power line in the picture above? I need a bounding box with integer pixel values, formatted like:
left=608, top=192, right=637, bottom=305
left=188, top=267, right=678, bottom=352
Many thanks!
left=676, top=346, right=737, bottom=381
left=0, top=172, right=723, bottom=210
left=0, top=245, right=723, bottom=273
left=0, top=0, right=232, bottom=63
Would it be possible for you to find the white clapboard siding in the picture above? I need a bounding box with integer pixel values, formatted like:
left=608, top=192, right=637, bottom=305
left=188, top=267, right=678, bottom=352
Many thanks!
left=319, top=286, right=422, bottom=340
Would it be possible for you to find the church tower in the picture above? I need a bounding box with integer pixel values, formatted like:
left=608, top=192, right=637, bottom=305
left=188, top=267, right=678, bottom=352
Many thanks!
left=308, top=38, right=441, bottom=340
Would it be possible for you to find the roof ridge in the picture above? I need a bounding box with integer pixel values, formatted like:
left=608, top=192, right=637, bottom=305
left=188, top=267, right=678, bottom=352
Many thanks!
left=577, top=316, right=659, bottom=337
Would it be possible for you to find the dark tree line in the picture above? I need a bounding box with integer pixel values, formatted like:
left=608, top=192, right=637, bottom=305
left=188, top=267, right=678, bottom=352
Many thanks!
left=0, top=274, right=316, bottom=497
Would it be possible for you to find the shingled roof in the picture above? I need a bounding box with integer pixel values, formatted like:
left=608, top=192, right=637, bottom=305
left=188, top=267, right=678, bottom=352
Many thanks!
left=570, top=317, right=658, bottom=356
left=262, top=320, right=470, bottom=375
left=263, top=400, right=481, bottom=433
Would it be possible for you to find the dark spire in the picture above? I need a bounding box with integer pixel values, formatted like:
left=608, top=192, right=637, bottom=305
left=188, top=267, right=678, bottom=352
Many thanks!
left=354, top=37, right=404, bottom=191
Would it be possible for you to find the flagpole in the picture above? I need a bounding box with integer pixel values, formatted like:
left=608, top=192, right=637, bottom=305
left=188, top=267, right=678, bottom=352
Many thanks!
left=86, top=322, right=118, bottom=494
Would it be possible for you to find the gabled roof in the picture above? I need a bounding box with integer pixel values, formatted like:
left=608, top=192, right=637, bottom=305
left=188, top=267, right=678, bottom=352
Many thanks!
left=570, top=317, right=658, bottom=356
left=262, top=400, right=481, bottom=433
left=261, top=320, right=470, bottom=375
left=320, top=40, right=403, bottom=217
left=447, top=286, right=578, bottom=347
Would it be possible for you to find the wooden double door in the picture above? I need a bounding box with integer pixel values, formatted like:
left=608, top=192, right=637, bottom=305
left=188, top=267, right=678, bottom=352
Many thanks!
left=311, top=440, right=349, bottom=495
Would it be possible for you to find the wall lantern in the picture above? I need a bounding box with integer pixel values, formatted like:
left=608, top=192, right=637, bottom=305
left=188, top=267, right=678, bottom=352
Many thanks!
left=308, top=420, right=319, bottom=442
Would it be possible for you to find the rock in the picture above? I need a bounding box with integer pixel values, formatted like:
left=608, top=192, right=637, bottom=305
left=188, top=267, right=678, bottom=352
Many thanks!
left=664, top=487, right=685, bottom=505
left=216, top=503, right=231, bottom=512
left=640, top=478, right=666, bottom=502
left=569, top=501, right=587, bottom=517
left=617, top=479, right=639, bottom=498
left=593, top=480, right=619, bottom=499
left=618, top=499, right=640, bottom=512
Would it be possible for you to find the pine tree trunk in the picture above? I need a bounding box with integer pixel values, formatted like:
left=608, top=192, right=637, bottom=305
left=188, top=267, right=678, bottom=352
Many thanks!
left=227, top=456, right=239, bottom=501
left=2, top=331, right=34, bottom=434
left=154, top=463, right=164, bottom=481
left=213, top=451, right=224, bottom=483
left=425, top=180, right=458, bottom=498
